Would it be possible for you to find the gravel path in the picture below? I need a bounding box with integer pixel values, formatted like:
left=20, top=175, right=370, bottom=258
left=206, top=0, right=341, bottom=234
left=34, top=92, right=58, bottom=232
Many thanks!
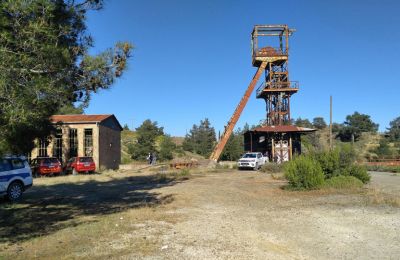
left=147, top=171, right=400, bottom=259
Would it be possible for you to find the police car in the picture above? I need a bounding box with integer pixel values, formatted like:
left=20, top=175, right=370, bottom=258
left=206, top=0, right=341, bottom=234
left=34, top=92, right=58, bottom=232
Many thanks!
left=0, top=156, right=33, bottom=201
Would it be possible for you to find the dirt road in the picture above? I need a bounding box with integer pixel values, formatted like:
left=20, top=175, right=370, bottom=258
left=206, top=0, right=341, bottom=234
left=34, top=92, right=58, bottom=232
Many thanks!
left=152, top=171, right=400, bottom=259
left=1, top=170, right=399, bottom=259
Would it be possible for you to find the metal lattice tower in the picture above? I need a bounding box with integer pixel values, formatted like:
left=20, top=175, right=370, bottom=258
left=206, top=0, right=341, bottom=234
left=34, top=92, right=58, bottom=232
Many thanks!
left=252, top=25, right=298, bottom=125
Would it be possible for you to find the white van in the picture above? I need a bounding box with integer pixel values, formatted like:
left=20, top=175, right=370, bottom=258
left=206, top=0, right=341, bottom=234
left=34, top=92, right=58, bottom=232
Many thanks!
left=0, top=156, right=33, bottom=201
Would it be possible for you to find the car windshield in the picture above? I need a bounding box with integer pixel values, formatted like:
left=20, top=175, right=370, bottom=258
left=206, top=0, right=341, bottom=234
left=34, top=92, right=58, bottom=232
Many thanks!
left=79, top=157, right=93, bottom=163
left=242, top=153, right=257, bottom=158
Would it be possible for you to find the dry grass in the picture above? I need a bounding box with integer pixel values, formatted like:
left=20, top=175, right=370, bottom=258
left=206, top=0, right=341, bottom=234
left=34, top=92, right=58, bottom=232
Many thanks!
left=0, top=169, right=191, bottom=259
left=366, top=188, right=400, bottom=207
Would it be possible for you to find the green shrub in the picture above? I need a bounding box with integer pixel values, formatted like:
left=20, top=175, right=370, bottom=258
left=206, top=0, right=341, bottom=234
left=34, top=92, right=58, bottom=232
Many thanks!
left=323, top=175, right=363, bottom=189
left=314, top=149, right=340, bottom=179
left=342, top=165, right=371, bottom=184
left=338, top=143, right=357, bottom=168
left=284, top=155, right=324, bottom=190
left=180, top=168, right=190, bottom=176
left=260, top=163, right=284, bottom=173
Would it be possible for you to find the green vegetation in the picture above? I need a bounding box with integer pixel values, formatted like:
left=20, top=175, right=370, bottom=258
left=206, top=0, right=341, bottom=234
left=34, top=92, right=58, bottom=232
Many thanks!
left=313, top=149, right=340, bottom=179
left=158, top=135, right=176, bottom=161
left=128, top=120, right=164, bottom=161
left=323, top=175, right=363, bottom=189
left=387, top=116, right=400, bottom=141
left=260, top=163, right=284, bottom=173
left=220, top=129, right=244, bottom=161
left=182, top=118, right=216, bottom=157
left=0, top=0, right=132, bottom=154
left=312, top=117, right=327, bottom=129
left=285, top=144, right=370, bottom=190
left=342, top=164, right=370, bottom=184
left=337, top=112, right=379, bottom=142
left=294, top=118, right=313, bottom=128
left=284, top=155, right=325, bottom=190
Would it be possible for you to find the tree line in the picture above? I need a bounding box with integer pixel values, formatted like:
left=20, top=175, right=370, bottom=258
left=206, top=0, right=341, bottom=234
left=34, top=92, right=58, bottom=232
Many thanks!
left=122, top=111, right=400, bottom=162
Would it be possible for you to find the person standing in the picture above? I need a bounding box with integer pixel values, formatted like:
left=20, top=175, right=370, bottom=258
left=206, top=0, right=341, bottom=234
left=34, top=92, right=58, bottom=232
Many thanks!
left=147, top=153, right=153, bottom=165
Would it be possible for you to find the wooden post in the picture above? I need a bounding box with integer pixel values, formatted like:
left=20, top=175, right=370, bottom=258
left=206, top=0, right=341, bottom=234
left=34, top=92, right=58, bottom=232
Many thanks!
left=289, top=135, right=293, bottom=160
left=250, top=132, right=253, bottom=152
left=271, top=138, right=275, bottom=162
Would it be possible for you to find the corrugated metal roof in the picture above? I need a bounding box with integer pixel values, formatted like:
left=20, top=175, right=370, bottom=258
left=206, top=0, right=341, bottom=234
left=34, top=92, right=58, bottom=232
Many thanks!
left=51, top=114, right=113, bottom=123
left=250, top=125, right=316, bottom=133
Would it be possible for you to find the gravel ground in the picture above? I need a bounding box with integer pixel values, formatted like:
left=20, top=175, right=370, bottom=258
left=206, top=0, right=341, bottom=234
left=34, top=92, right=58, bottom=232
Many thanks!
left=1, top=170, right=399, bottom=259
left=140, top=171, right=400, bottom=260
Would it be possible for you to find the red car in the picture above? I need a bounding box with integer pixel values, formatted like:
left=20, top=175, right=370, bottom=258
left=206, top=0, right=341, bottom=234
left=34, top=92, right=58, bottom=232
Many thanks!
left=65, top=157, right=96, bottom=174
left=30, top=157, right=62, bottom=177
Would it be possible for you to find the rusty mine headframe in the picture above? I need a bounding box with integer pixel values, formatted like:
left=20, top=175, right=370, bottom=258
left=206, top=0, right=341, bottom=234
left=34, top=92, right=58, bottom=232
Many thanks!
left=210, top=24, right=315, bottom=163
left=252, top=25, right=297, bottom=125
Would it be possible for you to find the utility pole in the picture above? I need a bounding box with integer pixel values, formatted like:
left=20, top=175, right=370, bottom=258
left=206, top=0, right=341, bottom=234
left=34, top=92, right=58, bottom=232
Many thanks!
left=329, top=95, right=333, bottom=150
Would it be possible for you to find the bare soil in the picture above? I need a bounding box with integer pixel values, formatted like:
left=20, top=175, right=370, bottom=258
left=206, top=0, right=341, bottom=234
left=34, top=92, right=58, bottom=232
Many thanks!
left=0, top=170, right=399, bottom=259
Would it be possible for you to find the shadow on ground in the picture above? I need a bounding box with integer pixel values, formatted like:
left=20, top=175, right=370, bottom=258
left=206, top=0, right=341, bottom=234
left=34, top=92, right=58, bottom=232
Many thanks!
left=0, top=174, right=182, bottom=244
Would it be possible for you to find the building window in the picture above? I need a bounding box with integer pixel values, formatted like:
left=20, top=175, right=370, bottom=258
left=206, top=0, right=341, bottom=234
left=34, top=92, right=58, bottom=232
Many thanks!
left=69, top=128, right=78, bottom=158
left=38, top=138, right=48, bottom=157
left=53, top=128, right=63, bottom=162
left=84, top=129, right=93, bottom=156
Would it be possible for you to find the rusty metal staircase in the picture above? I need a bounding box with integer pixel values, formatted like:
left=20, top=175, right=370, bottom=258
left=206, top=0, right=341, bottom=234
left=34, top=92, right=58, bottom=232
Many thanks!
left=209, top=62, right=267, bottom=162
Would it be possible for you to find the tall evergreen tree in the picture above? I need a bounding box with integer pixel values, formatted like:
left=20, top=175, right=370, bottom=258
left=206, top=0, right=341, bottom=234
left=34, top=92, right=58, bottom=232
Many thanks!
left=128, top=120, right=163, bottom=160
left=312, top=117, right=327, bottom=129
left=220, top=128, right=244, bottom=161
left=337, top=112, right=378, bottom=142
left=295, top=117, right=313, bottom=128
left=182, top=118, right=216, bottom=157
left=0, top=0, right=132, bottom=154
left=387, top=116, right=400, bottom=141
left=158, top=135, right=176, bottom=161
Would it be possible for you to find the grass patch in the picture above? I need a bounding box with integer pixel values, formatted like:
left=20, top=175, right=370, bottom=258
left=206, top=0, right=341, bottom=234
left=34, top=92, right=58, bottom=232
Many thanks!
left=260, top=163, right=284, bottom=173
left=366, top=189, right=400, bottom=208
left=323, top=175, right=363, bottom=190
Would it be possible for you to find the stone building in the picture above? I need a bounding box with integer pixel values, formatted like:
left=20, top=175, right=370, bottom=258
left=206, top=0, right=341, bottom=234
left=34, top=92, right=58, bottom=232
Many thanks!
left=30, top=114, right=122, bottom=170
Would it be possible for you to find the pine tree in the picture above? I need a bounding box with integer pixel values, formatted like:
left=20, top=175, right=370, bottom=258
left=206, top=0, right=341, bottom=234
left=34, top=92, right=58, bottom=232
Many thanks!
left=0, top=0, right=133, bottom=154
left=128, top=120, right=163, bottom=160
left=158, top=135, right=176, bottom=161
left=220, top=129, right=244, bottom=161
left=182, top=118, right=216, bottom=157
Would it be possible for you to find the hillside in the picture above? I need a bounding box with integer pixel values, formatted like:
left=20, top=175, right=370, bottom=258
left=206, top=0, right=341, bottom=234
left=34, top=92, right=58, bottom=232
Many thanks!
left=308, top=128, right=391, bottom=161
left=120, top=130, right=190, bottom=164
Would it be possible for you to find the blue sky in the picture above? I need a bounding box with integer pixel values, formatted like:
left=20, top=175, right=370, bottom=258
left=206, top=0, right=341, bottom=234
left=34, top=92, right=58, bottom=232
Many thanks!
left=85, top=0, right=400, bottom=136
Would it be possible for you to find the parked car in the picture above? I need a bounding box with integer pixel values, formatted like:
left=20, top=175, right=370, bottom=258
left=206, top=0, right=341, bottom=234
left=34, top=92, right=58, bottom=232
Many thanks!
left=0, top=156, right=33, bottom=201
left=30, top=157, right=62, bottom=177
left=64, top=157, right=96, bottom=175
left=237, top=152, right=267, bottom=170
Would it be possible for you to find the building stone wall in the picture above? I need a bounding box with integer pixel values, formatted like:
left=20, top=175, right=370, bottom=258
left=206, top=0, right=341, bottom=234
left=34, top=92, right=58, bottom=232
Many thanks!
left=30, top=116, right=121, bottom=170
left=31, top=123, right=101, bottom=167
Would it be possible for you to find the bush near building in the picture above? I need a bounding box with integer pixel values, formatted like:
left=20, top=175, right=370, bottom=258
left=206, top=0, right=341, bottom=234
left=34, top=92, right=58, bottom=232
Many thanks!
left=284, top=155, right=325, bottom=190
left=284, top=144, right=370, bottom=190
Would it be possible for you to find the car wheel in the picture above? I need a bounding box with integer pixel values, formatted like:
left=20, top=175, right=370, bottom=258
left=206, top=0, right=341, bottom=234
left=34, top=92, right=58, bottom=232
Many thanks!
left=7, top=181, right=24, bottom=202
left=72, top=168, right=78, bottom=175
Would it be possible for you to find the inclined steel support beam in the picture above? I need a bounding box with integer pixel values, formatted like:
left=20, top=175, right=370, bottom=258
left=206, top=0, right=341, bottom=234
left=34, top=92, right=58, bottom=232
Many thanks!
left=209, top=62, right=267, bottom=162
